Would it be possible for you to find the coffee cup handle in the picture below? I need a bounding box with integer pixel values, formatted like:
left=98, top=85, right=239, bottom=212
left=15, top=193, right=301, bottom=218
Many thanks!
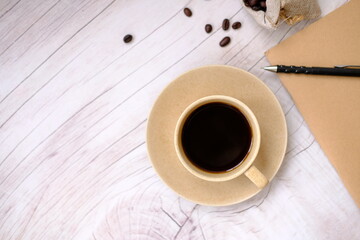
left=244, top=165, right=268, bottom=188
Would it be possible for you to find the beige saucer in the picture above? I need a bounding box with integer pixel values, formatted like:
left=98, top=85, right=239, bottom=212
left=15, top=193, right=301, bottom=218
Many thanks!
left=146, top=65, right=287, bottom=206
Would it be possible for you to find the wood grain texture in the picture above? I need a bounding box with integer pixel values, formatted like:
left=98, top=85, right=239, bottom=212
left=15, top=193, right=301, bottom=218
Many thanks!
left=0, top=0, right=359, bottom=239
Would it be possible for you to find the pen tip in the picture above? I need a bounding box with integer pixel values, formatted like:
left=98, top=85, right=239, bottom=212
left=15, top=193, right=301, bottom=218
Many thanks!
left=263, top=66, right=277, bottom=72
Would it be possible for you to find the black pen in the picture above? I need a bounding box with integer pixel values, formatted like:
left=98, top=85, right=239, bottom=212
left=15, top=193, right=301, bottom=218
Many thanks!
left=263, top=65, right=360, bottom=77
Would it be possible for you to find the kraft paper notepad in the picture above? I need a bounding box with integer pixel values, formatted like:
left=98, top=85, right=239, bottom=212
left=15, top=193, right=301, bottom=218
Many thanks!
left=266, top=0, right=360, bottom=207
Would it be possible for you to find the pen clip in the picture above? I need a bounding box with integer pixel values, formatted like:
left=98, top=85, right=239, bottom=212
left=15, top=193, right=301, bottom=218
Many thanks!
left=334, top=65, right=360, bottom=69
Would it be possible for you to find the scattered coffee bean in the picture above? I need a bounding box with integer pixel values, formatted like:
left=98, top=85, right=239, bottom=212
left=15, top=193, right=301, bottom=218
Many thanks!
left=244, top=0, right=250, bottom=7
left=123, top=34, right=133, bottom=43
left=232, top=22, right=242, bottom=30
left=184, top=8, right=192, bottom=17
left=205, top=24, right=212, bottom=33
left=219, top=36, right=231, bottom=47
left=222, top=19, right=230, bottom=30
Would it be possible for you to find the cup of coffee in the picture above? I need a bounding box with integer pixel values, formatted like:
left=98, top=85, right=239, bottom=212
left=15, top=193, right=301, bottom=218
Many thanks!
left=174, top=95, right=268, bottom=188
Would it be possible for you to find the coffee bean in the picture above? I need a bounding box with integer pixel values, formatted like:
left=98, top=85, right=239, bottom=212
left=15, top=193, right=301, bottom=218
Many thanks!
left=243, top=0, right=250, bottom=7
left=222, top=19, right=230, bottom=31
left=205, top=24, right=212, bottom=33
left=232, top=22, right=242, bottom=30
left=260, top=1, right=267, bottom=11
left=260, top=1, right=266, bottom=8
left=248, top=0, right=259, bottom=7
left=252, top=5, right=262, bottom=11
left=123, top=34, right=132, bottom=43
left=219, top=36, right=231, bottom=47
left=184, top=8, right=192, bottom=17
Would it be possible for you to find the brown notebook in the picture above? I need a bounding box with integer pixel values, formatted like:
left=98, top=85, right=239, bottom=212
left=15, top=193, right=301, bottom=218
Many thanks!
left=266, top=0, right=360, bottom=207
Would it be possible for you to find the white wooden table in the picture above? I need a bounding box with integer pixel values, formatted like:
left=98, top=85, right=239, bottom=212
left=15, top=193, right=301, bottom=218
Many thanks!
left=1, top=0, right=359, bottom=239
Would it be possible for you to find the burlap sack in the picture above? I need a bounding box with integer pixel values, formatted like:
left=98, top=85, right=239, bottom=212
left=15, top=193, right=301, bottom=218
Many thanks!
left=241, top=0, right=321, bottom=29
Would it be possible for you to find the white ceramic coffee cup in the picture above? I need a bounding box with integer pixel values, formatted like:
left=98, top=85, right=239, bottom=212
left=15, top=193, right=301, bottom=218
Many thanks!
left=174, top=95, right=268, bottom=188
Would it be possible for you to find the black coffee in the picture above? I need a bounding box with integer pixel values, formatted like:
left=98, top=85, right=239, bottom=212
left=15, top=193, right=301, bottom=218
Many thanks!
left=181, top=102, right=252, bottom=172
